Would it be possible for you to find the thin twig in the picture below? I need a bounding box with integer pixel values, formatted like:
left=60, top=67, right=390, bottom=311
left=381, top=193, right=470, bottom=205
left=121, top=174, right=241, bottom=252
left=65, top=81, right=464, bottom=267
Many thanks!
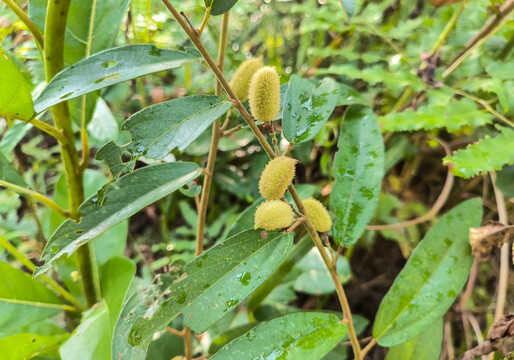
left=161, top=2, right=362, bottom=357
left=166, top=327, right=184, bottom=337
left=221, top=124, right=242, bottom=137
left=453, top=89, right=514, bottom=128
left=197, top=8, right=211, bottom=35
left=361, top=338, right=377, bottom=358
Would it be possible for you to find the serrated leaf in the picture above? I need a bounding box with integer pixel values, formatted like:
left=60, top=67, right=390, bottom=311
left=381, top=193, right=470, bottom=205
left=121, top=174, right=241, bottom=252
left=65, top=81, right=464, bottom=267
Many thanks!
left=0, top=47, right=34, bottom=121
left=35, top=162, right=201, bottom=277
left=207, top=0, right=239, bottom=15
left=125, top=229, right=293, bottom=352
left=211, top=312, right=348, bottom=360
left=373, top=198, right=483, bottom=346
left=331, top=105, right=384, bottom=246
left=0, top=261, right=62, bottom=334
left=385, top=318, right=443, bottom=360
left=443, top=126, right=514, bottom=178
left=95, top=95, right=231, bottom=177
left=282, top=76, right=339, bottom=144
left=378, top=99, right=493, bottom=133
left=33, top=45, right=199, bottom=113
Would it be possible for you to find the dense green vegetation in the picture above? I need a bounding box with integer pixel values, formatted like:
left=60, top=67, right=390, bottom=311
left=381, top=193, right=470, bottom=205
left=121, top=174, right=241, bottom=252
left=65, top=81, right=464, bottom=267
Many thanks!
left=0, top=0, right=513, bottom=359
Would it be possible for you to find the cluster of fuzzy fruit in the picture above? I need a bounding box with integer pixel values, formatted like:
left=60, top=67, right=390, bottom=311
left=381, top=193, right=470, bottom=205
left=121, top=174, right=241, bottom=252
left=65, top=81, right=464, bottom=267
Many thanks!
left=253, top=157, right=332, bottom=233
left=230, top=59, right=332, bottom=233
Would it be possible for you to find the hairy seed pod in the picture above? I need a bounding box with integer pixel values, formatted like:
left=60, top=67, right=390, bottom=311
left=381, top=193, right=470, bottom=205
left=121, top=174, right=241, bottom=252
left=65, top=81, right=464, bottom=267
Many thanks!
left=229, top=58, right=263, bottom=102
left=302, top=198, right=332, bottom=233
left=249, top=66, right=281, bottom=123
left=259, top=157, right=297, bottom=200
left=254, top=200, right=293, bottom=231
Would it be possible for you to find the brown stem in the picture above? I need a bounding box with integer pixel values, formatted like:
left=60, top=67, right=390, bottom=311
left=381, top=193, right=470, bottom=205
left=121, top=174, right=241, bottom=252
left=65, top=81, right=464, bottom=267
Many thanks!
left=161, top=2, right=362, bottom=358
left=184, top=327, right=193, bottom=360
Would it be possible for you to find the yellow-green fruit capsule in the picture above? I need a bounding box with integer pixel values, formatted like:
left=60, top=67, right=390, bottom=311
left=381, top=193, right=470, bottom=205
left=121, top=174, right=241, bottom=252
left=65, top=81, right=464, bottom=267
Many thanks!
left=229, top=58, right=263, bottom=102
left=259, top=157, right=297, bottom=200
left=254, top=200, right=293, bottom=231
left=248, top=66, right=281, bottom=123
left=303, top=198, right=332, bottom=232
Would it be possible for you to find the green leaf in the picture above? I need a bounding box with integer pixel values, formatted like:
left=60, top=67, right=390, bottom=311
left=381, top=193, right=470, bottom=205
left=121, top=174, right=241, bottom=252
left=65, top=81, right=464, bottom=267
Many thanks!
left=282, top=76, right=339, bottom=144
left=294, top=247, right=351, bottom=295
left=33, top=45, right=199, bottom=113
left=211, top=312, right=348, bottom=360
left=378, top=99, right=493, bottom=133
left=100, top=257, right=136, bottom=337
left=443, top=126, right=514, bottom=178
left=206, top=0, right=239, bottom=15
left=0, top=47, right=34, bottom=121
left=340, top=0, right=356, bottom=18
left=0, top=151, right=26, bottom=187
left=334, top=81, right=368, bottom=107
left=0, top=121, right=32, bottom=156
left=385, top=318, right=443, bottom=360
left=60, top=302, right=110, bottom=360
left=0, top=333, right=68, bottom=359
left=225, top=198, right=265, bottom=240
left=95, top=95, right=231, bottom=177
left=35, top=162, right=201, bottom=277
left=372, top=198, right=483, bottom=346
left=0, top=261, right=62, bottom=334
left=112, top=274, right=175, bottom=360
left=126, top=229, right=293, bottom=351
left=330, top=105, right=384, bottom=246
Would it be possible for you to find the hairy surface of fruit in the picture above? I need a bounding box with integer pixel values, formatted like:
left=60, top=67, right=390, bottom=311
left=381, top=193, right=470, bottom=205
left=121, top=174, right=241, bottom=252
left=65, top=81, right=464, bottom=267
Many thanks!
left=248, top=66, right=281, bottom=123
left=259, top=157, right=297, bottom=200
left=229, top=58, right=263, bottom=102
left=303, top=198, right=332, bottom=232
left=254, top=200, right=293, bottom=231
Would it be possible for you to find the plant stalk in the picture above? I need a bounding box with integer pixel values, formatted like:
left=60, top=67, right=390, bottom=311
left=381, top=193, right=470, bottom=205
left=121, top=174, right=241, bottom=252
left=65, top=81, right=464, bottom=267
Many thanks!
left=161, top=2, right=362, bottom=358
left=44, top=0, right=98, bottom=308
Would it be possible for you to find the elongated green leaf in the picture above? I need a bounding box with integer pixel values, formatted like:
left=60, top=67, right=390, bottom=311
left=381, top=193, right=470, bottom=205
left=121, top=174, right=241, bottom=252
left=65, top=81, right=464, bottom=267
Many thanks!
left=0, top=47, right=34, bottom=121
left=112, top=274, right=175, bottom=360
left=378, top=99, right=493, bottom=133
left=443, top=126, right=514, bottom=178
left=206, top=0, right=238, bottom=15
left=96, top=96, right=231, bottom=177
left=60, top=302, right=110, bottom=360
left=385, top=318, right=443, bottom=360
left=340, top=0, right=356, bottom=18
left=125, top=229, right=293, bottom=352
left=331, top=105, right=384, bottom=246
left=33, top=45, right=199, bottom=113
left=0, top=261, right=62, bottom=334
left=283, top=76, right=339, bottom=144
left=0, top=151, right=26, bottom=187
left=373, top=198, right=483, bottom=346
left=211, top=312, right=347, bottom=360
left=100, top=257, right=136, bottom=337
left=0, top=333, right=68, bottom=359
left=35, top=162, right=201, bottom=276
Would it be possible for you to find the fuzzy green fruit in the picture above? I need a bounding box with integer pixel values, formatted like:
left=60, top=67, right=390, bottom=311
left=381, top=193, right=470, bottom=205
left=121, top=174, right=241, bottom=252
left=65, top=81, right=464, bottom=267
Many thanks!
left=303, top=198, right=332, bottom=232
left=229, top=58, right=263, bottom=102
left=248, top=66, right=281, bottom=123
left=254, top=200, right=293, bottom=231
left=259, top=156, right=297, bottom=200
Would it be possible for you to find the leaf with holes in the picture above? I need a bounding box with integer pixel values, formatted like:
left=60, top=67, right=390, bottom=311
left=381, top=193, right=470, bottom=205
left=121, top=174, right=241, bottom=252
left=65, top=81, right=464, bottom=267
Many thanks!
left=211, top=312, right=348, bottom=360
left=330, top=105, right=384, bottom=246
left=373, top=198, right=482, bottom=346
left=282, top=75, right=339, bottom=144
left=33, top=45, right=199, bottom=113
left=443, top=126, right=514, bottom=178
left=125, top=229, right=293, bottom=351
left=34, top=162, right=201, bottom=277
left=95, top=95, right=232, bottom=177
left=0, top=46, right=34, bottom=121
